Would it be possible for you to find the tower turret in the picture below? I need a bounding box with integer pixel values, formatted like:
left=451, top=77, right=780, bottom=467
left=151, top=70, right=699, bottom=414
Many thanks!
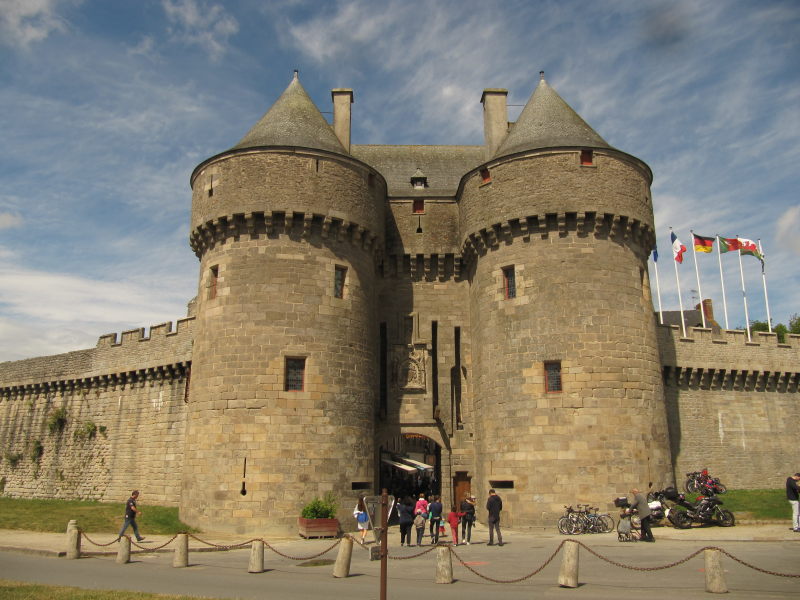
left=182, top=73, right=385, bottom=534
left=459, top=74, right=671, bottom=526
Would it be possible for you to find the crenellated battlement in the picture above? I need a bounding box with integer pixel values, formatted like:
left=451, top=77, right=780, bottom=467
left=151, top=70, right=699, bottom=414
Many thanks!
left=96, top=317, right=195, bottom=347
left=189, top=210, right=383, bottom=261
left=460, top=211, right=655, bottom=266
left=657, top=324, right=800, bottom=392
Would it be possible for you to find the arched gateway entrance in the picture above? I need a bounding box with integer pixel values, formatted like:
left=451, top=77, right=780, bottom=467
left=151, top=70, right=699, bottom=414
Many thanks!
left=379, top=433, right=441, bottom=501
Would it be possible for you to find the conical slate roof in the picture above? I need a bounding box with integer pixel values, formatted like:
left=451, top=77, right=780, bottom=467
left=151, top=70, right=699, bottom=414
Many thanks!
left=231, top=72, right=347, bottom=155
left=493, top=74, right=611, bottom=159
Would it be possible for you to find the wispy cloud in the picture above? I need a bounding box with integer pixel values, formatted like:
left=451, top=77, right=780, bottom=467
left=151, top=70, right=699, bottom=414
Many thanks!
left=0, top=0, right=72, bottom=48
left=0, top=213, right=22, bottom=229
left=162, top=0, right=239, bottom=61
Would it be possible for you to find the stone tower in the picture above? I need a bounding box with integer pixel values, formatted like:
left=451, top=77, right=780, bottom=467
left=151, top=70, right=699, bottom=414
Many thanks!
left=182, top=73, right=385, bottom=534
left=461, top=74, right=672, bottom=525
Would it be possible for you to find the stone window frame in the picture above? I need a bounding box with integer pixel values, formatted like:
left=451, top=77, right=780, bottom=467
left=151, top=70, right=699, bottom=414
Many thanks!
left=479, top=167, right=492, bottom=184
left=334, top=265, right=347, bottom=299
left=544, top=361, right=563, bottom=393
left=502, top=265, right=516, bottom=300
left=412, top=199, right=425, bottom=214
left=580, top=149, right=595, bottom=167
left=284, top=357, right=306, bottom=392
left=207, top=265, right=219, bottom=300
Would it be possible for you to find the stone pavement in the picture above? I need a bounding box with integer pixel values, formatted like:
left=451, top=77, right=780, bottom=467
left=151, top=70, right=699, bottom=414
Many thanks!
left=1, top=523, right=799, bottom=599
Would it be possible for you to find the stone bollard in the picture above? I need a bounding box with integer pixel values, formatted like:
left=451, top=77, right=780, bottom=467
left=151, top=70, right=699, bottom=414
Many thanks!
left=333, top=536, right=353, bottom=578
left=248, top=540, right=264, bottom=573
left=116, top=536, right=131, bottom=564
left=65, top=520, right=81, bottom=559
left=172, top=533, right=189, bottom=568
left=704, top=548, right=728, bottom=593
left=558, top=540, right=579, bottom=588
left=434, top=545, right=453, bottom=584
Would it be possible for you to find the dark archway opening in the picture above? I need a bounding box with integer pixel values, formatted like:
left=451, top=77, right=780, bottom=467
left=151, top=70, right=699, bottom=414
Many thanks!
left=379, top=433, right=441, bottom=503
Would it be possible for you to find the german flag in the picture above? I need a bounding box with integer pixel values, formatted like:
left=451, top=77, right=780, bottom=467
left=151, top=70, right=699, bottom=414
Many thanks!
left=693, top=234, right=715, bottom=253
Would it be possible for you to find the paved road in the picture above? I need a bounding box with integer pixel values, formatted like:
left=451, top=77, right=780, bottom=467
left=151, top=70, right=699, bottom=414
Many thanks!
left=1, top=525, right=799, bottom=599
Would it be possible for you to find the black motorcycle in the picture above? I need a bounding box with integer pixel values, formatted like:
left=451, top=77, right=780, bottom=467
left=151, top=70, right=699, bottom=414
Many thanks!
left=668, top=492, right=735, bottom=528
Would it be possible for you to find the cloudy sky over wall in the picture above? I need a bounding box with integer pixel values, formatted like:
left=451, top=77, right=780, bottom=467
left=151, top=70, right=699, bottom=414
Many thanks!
left=0, top=0, right=798, bottom=361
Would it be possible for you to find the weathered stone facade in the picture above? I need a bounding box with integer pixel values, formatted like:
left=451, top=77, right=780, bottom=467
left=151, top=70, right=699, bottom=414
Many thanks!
left=1, top=73, right=799, bottom=534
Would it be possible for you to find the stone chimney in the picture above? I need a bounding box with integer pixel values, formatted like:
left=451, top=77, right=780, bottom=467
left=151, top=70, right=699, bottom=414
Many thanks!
left=481, top=88, right=508, bottom=160
left=331, top=88, right=353, bottom=152
left=700, top=298, right=714, bottom=323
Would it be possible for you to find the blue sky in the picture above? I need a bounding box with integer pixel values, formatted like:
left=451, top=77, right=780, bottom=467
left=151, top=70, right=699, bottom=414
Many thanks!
left=0, top=0, right=798, bottom=361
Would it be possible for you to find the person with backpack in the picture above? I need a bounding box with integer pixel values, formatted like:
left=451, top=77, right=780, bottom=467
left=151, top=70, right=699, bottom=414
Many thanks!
left=353, top=496, right=370, bottom=544
left=397, top=497, right=415, bottom=546
left=413, top=510, right=427, bottom=546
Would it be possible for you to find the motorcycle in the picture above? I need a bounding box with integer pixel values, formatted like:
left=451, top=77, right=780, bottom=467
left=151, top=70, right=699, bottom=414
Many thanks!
left=643, top=487, right=671, bottom=525
left=684, top=469, right=727, bottom=496
left=668, top=492, right=735, bottom=528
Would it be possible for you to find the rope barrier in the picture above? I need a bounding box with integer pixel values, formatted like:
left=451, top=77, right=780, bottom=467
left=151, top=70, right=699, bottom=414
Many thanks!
left=186, top=533, right=256, bottom=551
left=263, top=538, right=342, bottom=560
left=449, top=540, right=566, bottom=583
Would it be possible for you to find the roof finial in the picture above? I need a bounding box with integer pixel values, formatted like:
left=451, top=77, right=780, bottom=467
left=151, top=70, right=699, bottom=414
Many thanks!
left=293, top=69, right=299, bottom=79
left=539, top=70, right=545, bottom=81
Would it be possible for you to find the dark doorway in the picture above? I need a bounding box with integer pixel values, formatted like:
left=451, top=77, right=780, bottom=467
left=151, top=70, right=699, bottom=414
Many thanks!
left=379, top=433, right=441, bottom=503
left=452, top=471, right=471, bottom=507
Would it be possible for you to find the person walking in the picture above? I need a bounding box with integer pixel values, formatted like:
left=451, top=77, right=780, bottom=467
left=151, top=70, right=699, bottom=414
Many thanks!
left=397, top=497, right=415, bottom=546
left=353, top=496, right=370, bottom=544
left=486, top=489, right=503, bottom=546
left=460, top=493, right=476, bottom=545
left=413, top=510, right=426, bottom=546
left=630, top=487, right=654, bottom=542
left=428, top=495, right=443, bottom=544
left=117, top=490, right=145, bottom=542
left=787, top=473, right=800, bottom=532
left=446, top=506, right=462, bottom=545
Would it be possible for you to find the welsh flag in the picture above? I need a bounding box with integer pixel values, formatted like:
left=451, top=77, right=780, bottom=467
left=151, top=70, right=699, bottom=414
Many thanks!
left=738, top=238, right=764, bottom=262
left=671, top=231, right=686, bottom=263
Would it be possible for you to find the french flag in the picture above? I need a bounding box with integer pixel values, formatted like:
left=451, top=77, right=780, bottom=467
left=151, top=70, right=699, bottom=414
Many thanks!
left=671, top=231, right=686, bottom=264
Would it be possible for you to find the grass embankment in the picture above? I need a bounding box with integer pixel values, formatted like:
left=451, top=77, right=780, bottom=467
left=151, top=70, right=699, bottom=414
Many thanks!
left=0, top=579, right=203, bottom=600
left=0, top=497, right=197, bottom=534
left=715, top=488, right=789, bottom=520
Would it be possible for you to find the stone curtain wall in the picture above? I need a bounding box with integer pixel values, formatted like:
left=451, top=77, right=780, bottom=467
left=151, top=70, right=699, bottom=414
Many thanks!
left=659, top=326, right=800, bottom=489
left=0, top=319, right=194, bottom=504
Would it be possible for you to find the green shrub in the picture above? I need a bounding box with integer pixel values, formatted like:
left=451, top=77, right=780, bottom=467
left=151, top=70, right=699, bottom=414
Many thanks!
left=74, top=421, right=98, bottom=440
left=31, top=440, right=44, bottom=463
left=5, top=452, right=23, bottom=468
left=300, top=491, right=338, bottom=519
left=47, top=407, right=68, bottom=433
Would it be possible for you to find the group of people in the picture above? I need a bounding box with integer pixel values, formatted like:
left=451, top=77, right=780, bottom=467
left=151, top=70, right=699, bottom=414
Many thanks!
left=353, top=489, right=505, bottom=546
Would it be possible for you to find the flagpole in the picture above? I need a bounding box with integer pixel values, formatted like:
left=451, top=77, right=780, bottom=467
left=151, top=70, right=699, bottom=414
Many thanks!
left=758, top=239, right=772, bottom=333
left=671, top=228, right=687, bottom=337
left=690, top=230, right=707, bottom=328
left=653, top=252, right=663, bottom=325
left=736, top=236, right=751, bottom=342
left=715, top=235, right=730, bottom=329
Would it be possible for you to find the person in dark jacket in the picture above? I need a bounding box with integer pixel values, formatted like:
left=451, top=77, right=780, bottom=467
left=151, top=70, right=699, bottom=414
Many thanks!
left=460, top=493, right=476, bottom=545
left=787, top=473, right=800, bottom=532
left=427, top=495, right=443, bottom=543
left=397, top=497, right=415, bottom=546
left=486, top=489, right=503, bottom=546
left=630, top=487, right=654, bottom=542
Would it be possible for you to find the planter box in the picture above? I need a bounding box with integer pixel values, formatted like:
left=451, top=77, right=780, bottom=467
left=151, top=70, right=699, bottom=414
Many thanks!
left=298, top=517, right=340, bottom=539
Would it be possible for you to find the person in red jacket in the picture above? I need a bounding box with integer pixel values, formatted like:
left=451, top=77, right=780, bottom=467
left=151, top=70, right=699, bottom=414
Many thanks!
left=446, top=506, right=464, bottom=545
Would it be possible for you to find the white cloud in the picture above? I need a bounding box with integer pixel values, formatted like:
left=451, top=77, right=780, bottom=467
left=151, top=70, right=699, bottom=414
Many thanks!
left=0, top=213, right=22, bottom=229
left=776, top=206, right=800, bottom=255
left=162, top=0, right=239, bottom=61
left=0, top=0, right=71, bottom=47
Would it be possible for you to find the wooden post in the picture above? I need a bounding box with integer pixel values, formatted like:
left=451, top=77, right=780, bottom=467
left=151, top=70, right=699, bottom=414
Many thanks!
left=65, top=520, right=81, bottom=560
left=704, top=548, right=728, bottom=593
left=116, top=536, right=131, bottom=564
left=172, top=533, right=189, bottom=568
left=558, top=540, right=579, bottom=588
left=333, top=536, right=353, bottom=578
left=434, top=545, right=453, bottom=584
left=248, top=539, right=264, bottom=573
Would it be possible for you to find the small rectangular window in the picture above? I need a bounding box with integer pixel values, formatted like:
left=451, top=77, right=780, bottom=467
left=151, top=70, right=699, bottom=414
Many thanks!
left=285, top=357, right=306, bottom=392
left=489, top=480, right=515, bottom=489
left=580, top=149, right=593, bottom=165
left=502, top=266, right=516, bottom=299
left=412, top=199, right=425, bottom=214
left=208, top=265, right=219, bottom=300
left=334, top=265, right=347, bottom=299
left=480, top=167, right=491, bottom=183
left=545, top=361, right=562, bottom=392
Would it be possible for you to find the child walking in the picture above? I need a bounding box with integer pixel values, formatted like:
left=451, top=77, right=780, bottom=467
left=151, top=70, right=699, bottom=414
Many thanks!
left=446, top=506, right=463, bottom=545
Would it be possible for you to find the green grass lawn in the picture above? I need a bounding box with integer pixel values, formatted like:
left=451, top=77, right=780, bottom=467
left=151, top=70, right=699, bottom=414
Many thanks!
left=716, top=489, right=789, bottom=520
left=0, top=497, right=197, bottom=534
left=0, top=579, right=205, bottom=600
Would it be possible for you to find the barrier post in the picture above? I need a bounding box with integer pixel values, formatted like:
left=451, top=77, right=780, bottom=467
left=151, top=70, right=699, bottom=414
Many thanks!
left=434, top=545, right=453, bottom=584
left=65, top=520, right=81, bottom=559
left=116, top=536, right=131, bottom=564
left=172, top=533, right=189, bottom=568
left=704, top=548, right=728, bottom=593
left=333, top=535, right=353, bottom=578
left=558, top=540, right=579, bottom=588
left=248, top=539, right=264, bottom=573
